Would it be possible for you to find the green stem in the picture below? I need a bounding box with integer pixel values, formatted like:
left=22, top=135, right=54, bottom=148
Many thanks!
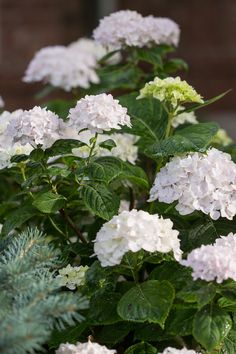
left=87, top=132, right=98, bottom=165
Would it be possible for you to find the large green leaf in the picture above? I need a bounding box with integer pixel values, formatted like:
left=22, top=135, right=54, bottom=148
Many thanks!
left=147, top=122, right=219, bottom=158
left=117, top=280, right=174, bottom=327
left=45, top=139, right=85, bottom=157
left=166, top=308, right=196, bottom=336
left=177, top=282, right=216, bottom=309
left=96, top=322, right=132, bottom=345
left=81, top=183, right=119, bottom=220
left=124, top=342, right=157, bottom=354
left=1, top=204, right=38, bottom=236
left=119, top=93, right=168, bottom=145
left=185, top=90, right=231, bottom=113
left=32, top=191, right=66, bottom=214
left=220, top=315, right=236, bottom=354
left=193, top=305, right=232, bottom=351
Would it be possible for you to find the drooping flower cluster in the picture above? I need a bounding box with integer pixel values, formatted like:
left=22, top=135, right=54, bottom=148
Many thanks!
left=149, top=148, right=236, bottom=220
left=0, top=96, right=4, bottom=108
left=159, top=348, right=199, bottom=354
left=138, top=76, right=203, bottom=111
left=56, top=340, right=116, bottom=354
left=4, top=106, right=63, bottom=149
left=94, top=209, right=182, bottom=267
left=172, top=107, right=198, bottom=128
left=23, top=36, right=119, bottom=91
left=57, top=264, right=89, bottom=290
left=93, top=10, right=180, bottom=49
left=72, top=130, right=138, bottom=164
left=68, top=94, right=131, bottom=133
left=181, top=233, right=236, bottom=283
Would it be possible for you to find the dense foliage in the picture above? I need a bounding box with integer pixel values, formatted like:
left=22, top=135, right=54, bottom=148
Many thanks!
left=0, top=9, right=236, bottom=354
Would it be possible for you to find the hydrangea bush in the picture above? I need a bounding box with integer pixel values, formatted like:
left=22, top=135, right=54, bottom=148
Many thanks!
left=0, top=9, right=236, bottom=354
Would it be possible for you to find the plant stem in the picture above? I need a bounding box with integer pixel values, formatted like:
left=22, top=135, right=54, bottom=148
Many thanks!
left=59, top=208, right=87, bottom=244
left=87, top=132, right=98, bottom=165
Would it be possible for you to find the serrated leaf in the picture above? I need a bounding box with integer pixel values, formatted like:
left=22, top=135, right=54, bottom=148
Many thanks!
left=99, top=139, right=117, bottom=151
left=136, top=47, right=163, bottom=67
left=166, top=308, right=196, bottom=336
left=117, top=280, right=174, bottom=327
left=177, top=282, right=216, bottom=308
left=193, top=305, right=232, bottom=351
left=81, top=183, right=119, bottom=220
left=32, top=191, right=66, bottom=214
left=88, top=157, right=123, bottom=184
left=185, top=90, right=231, bottom=113
left=147, top=123, right=219, bottom=158
left=45, top=139, right=85, bottom=157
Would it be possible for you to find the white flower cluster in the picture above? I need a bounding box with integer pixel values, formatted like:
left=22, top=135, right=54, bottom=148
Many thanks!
left=172, top=107, right=198, bottom=128
left=159, top=348, right=199, bottom=354
left=4, top=106, right=64, bottom=149
left=23, top=38, right=118, bottom=91
left=94, top=209, right=182, bottom=267
left=93, top=10, right=180, bottom=49
left=57, top=264, right=89, bottom=290
left=0, top=96, right=4, bottom=108
left=149, top=148, right=236, bottom=220
left=72, top=130, right=138, bottom=164
left=68, top=94, right=131, bottom=133
left=56, top=340, right=116, bottom=354
left=181, top=233, right=236, bottom=283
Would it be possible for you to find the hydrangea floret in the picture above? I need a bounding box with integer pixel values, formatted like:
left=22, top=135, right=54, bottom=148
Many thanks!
left=56, top=340, right=116, bottom=354
left=181, top=233, right=236, bottom=283
left=149, top=148, right=236, bottom=220
left=94, top=209, right=182, bottom=267
left=68, top=94, right=131, bottom=133
left=57, top=264, right=89, bottom=290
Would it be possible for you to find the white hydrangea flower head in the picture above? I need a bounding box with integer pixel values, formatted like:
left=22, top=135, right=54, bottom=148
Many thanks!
left=212, top=128, right=233, bottom=146
left=143, top=16, right=180, bottom=47
left=159, top=347, right=199, bottom=354
left=138, top=76, right=203, bottom=111
left=23, top=45, right=99, bottom=91
left=71, top=130, right=138, bottom=164
left=172, top=106, right=198, bottom=128
left=0, top=143, right=33, bottom=170
left=56, top=340, right=116, bottom=354
left=0, top=109, right=24, bottom=135
left=0, top=96, right=5, bottom=108
left=181, top=233, right=236, bottom=283
left=57, top=264, right=89, bottom=290
left=68, top=37, right=121, bottom=65
left=68, top=94, right=131, bottom=133
left=93, top=10, right=146, bottom=49
left=149, top=148, right=236, bottom=220
left=94, top=209, right=182, bottom=267
left=4, top=106, right=63, bottom=149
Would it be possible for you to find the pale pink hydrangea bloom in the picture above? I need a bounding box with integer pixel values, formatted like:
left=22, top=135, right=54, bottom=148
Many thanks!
left=181, top=233, right=236, bottom=283
left=94, top=209, right=182, bottom=267
left=149, top=148, right=236, bottom=220
left=68, top=94, right=131, bottom=133
left=56, top=340, right=116, bottom=354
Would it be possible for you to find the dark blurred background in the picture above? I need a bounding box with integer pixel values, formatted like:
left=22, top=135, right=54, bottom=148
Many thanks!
left=0, top=0, right=236, bottom=137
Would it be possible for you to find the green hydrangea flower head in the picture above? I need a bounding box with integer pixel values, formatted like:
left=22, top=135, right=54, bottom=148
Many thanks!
left=138, top=76, right=204, bottom=111
left=57, top=264, right=89, bottom=290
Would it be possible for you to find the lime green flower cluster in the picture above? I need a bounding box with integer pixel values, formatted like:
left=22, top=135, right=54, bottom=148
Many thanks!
left=213, top=128, right=233, bottom=146
left=57, top=264, right=89, bottom=290
left=138, top=76, right=204, bottom=112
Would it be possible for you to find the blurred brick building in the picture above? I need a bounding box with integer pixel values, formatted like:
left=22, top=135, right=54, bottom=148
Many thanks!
left=0, top=0, right=236, bottom=135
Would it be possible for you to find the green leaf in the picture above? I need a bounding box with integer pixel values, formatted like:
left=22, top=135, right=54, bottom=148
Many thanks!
left=88, top=291, right=121, bottom=325
left=177, top=282, right=216, bottom=308
left=220, top=315, right=236, bottom=354
left=136, top=47, right=163, bottom=67
left=117, top=280, right=175, bottom=327
left=134, top=323, right=172, bottom=342
left=147, top=123, right=219, bottom=158
left=121, top=162, right=149, bottom=189
left=193, top=305, right=232, bottom=351
left=124, top=342, right=157, bottom=354
left=99, top=139, right=117, bottom=151
left=29, top=148, right=45, bottom=162
left=96, top=322, right=132, bottom=345
left=218, top=297, right=236, bottom=312
left=32, top=191, right=66, bottom=214
left=166, top=308, right=196, bottom=336
left=81, top=183, right=119, bottom=220
left=163, top=58, right=188, bottom=74
left=119, top=93, right=168, bottom=145
left=185, top=90, right=231, bottom=113
left=45, top=139, right=85, bottom=157
left=1, top=204, right=38, bottom=236
left=88, top=157, right=123, bottom=184
left=149, top=261, right=192, bottom=291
